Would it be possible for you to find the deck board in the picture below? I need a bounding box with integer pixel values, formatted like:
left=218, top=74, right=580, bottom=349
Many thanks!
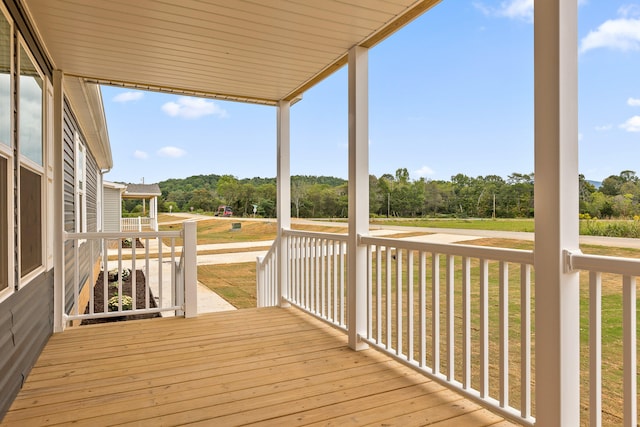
left=2, top=307, right=518, bottom=426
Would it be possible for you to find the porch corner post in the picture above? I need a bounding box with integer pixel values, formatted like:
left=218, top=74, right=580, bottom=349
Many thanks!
left=183, top=220, right=198, bottom=317
left=52, top=70, right=65, bottom=333
left=347, top=45, right=369, bottom=351
left=277, top=99, right=291, bottom=307
left=534, top=0, right=580, bottom=424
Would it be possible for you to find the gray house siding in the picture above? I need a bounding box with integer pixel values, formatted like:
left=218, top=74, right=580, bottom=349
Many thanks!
left=103, top=186, right=122, bottom=232
left=62, top=98, right=99, bottom=314
left=0, top=1, right=55, bottom=421
left=0, top=270, right=53, bottom=419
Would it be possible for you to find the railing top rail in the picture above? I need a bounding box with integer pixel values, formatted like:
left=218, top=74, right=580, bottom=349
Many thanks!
left=360, top=234, right=534, bottom=265
left=257, top=237, right=279, bottom=267
left=65, top=230, right=182, bottom=240
left=568, top=250, right=640, bottom=277
left=283, top=228, right=348, bottom=242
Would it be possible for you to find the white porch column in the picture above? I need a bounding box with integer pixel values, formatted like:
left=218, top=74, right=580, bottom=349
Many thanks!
left=52, top=70, right=65, bottom=333
left=347, top=45, right=369, bottom=351
left=277, top=100, right=291, bottom=307
left=534, top=1, right=580, bottom=424
left=183, top=220, right=198, bottom=317
left=150, top=196, right=158, bottom=231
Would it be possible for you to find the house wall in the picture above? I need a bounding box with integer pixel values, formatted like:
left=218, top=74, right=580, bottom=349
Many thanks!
left=0, top=270, right=53, bottom=417
left=103, top=186, right=122, bottom=232
left=0, top=0, right=55, bottom=420
left=0, top=0, right=103, bottom=420
left=62, top=97, right=100, bottom=314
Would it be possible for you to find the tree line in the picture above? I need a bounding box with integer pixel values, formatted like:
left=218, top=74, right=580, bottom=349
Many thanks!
left=121, top=169, right=640, bottom=219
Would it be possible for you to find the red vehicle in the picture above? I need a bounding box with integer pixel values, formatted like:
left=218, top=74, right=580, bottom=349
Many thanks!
left=215, top=205, right=233, bottom=217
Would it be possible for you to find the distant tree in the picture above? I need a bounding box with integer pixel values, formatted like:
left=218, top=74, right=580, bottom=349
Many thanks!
left=600, top=175, right=624, bottom=196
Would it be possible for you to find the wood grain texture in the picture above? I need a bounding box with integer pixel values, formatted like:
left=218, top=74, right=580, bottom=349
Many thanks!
left=3, top=307, right=516, bottom=426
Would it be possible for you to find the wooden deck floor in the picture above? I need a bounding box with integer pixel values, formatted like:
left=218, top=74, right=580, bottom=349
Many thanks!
left=2, top=307, right=517, bottom=426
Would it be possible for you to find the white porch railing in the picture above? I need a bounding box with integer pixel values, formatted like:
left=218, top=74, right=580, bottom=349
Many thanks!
left=256, top=230, right=640, bottom=425
left=64, top=222, right=197, bottom=323
left=566, top=250, right=640, bottom=427
left=121, top=216, right=158, bottom=232
left=359, top=235, right=535, bottom=426
left=256, top=238, right=279, bottom=307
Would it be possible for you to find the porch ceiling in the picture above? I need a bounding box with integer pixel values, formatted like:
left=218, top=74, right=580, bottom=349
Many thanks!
left=23, top=0, right=440, bottom=106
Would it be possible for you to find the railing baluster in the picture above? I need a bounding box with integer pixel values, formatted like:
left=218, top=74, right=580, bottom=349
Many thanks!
left=419, top=251, right=426, bottom=368
left=396, top=248, right=403, bottom=356
left=386, top=246, right=392, bottom=349
left=131, top=237, right=137, bottom=311
left=407, top=249, right=414, bottom=363
left=102, top=238, right=108, bottom=315
left=432, top=253, right=440, bottom=375
left=462, top=256, right=471, bottom=389
left=623, top=275, right=637, bottom=427
left=339, top=241, right=345, bottom=326
left=117, top=238, right=123, bottom=311
left=334, top=240, right=338, bottom=322
left=499, top=261, right=509, bottom=408
left=376, top=244, right=382, bottom=344
left=480, top=259, right=489, bottom=398
left=521, top=263, right=531, bottom=419
left=74, top=240, right=79, bottom=317
left=170, top=237, right=176, bottom=309
left=157, top=236, right=163, bottom=309
left=446, top=254, right=454, bottom=381
left=589, top=271, right=602, bottom=427
left=367, top=244, right=372, bottom=340
left=326, top=239, right=332, bottom=320
left=321, top=238, right=326, bottom=317
left=145, top=238, right=150, bottom=310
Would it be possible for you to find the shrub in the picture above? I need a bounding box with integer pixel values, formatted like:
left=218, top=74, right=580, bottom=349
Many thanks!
left=108, top=295, right=133, bottom=311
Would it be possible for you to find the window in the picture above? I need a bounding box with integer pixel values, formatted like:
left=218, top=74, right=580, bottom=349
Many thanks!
left=0, top=7, right=12, bottom=297
left=75, top=132, right=87, bottom=233
left=0, top=9, right=11, bottom=147
left=18, top=43, right=43, bottom=165
left=19, top=165, right=41, bottom=277
left=18, top=39, right=44, bottom=280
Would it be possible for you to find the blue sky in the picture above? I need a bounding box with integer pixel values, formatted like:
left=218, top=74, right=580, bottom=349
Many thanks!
left=102, top=0, right=640, bottom=185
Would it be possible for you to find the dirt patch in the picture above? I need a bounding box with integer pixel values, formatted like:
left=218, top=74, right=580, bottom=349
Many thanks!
left=107, top=238, right=145, bottom=249
left=81, top=269, right=160, bottom=325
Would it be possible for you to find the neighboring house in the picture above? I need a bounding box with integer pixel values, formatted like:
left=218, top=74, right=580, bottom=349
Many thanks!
left=121, top=183, right=161, bottom=231
left=0, top=0, right=111, bottom=414
left=102, top=182, right=160, bottom=232
left=102, top=181, right=126, bottom=233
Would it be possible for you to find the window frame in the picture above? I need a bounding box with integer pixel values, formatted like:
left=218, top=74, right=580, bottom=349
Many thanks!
left=16, top=34, right=45, bottom=287
left=0, top=4, right=14, bottom=302
left=75, top=131, right=87, bottom=234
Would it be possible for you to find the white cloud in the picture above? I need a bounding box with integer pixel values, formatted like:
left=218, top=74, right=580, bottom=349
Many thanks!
left=620, top=115, right=640, bottom=132
left=161, top=96, right=229, bottom=119
left=580, top=17, right=640, bottom=53
left=628, top=97, right=640, bottom=107
left=474, top=0, right=533, bottom=22
left=595, top=124, right=612, bottom=131
left=113, top=91, right=144, bottom=103
left=414, top=166, right=435, bottom=178
left=133, top=150, right=149, bottom=159
left=157, top=146, right=187, bottom=158
left=578, top=133, right=584, bottom=141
